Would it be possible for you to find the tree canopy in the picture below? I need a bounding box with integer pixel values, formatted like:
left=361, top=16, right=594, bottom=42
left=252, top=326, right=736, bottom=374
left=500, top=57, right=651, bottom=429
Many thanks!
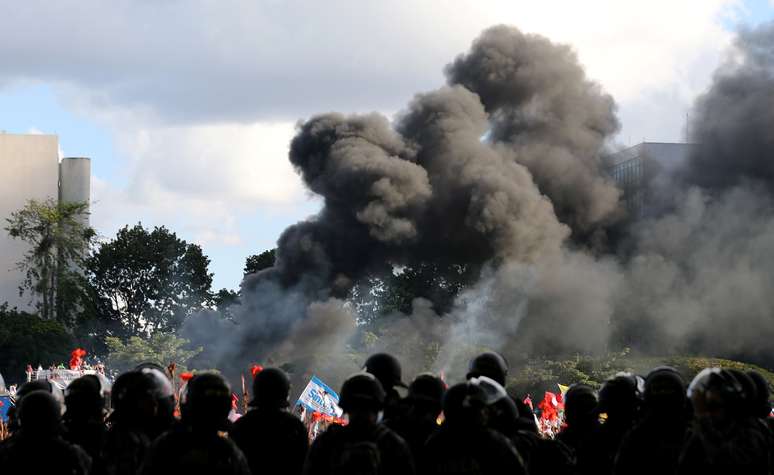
left=244, top=249, right=276, bottom=276
left=4, top=198, right=95, bottom=326
left=104, top=333, right=202, bottom=375
left=0, top=303, right=74, bottom=384
left=87, top=224, right=214, bottom=337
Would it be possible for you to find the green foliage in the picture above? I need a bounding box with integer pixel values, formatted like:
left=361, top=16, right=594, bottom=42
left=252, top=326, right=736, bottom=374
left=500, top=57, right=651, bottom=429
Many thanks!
left=244, top=249, right=276, bottom=276
left=87, top=224, right=214, bottom=337
left=507, top=351, right=774, bottom=398
left=104, top=333, right=202, bottom=374
left=351, top=261, right=479, bottom=324
left=4, top=198, right=95, bottom=326
left=0, top=303, right=74, bottom=384
left=213, top=288, right=240, bottom=320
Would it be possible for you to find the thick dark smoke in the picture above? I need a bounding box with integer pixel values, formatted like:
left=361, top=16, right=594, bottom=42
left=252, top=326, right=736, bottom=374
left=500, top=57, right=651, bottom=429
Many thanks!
left=615, top=21, right=774, bottom=364
left=446, top=25, right=622, bottom=241
left=683, top=24, right=774, bottom=192
left=183, top=22, right=774, bottom=390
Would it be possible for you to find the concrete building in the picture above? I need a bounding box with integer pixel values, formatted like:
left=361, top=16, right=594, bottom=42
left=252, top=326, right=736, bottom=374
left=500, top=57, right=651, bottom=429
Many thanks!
left=608, top=142, right=693, bottom=219
left=0, top=133, right=90, bottom=311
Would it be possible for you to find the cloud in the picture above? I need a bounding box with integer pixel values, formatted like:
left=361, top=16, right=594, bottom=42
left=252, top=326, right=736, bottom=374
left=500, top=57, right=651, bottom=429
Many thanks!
left=114, top=121, right=303, bottom=205
left=0, top=0, right=741, bottom=277
left=0, top=0, right=735, bottom=125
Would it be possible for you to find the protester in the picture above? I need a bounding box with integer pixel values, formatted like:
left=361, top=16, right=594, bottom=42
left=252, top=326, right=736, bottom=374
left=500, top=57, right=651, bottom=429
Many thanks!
left=304, top=372, right=414, bottom=475
left=8, top=351, right=774, bottom=475
left=557, top=383, right=598, bottom=455
left=614, top=366, right=689, bottom=475
left=386, top=372, right=445, bottom=462
left=140, top=372, right=250, bottom=475
left=422, top=380, right=527, bottom=475
left=231, top=367, right=309, bottom=475
left=466, top=352, right=509, bottom=386
left=5, top=379, right=64, bottom=435
left=62, top=374, right=108, bottom=473
left=363, top=353, right=407, bottom=422
left=678, top=368, right=770, bottom=474
left=103, top=368, right=175, bottom=475
left=582, top=372, right=642, bottom=475
left=0, top=390, right=91, bottom=474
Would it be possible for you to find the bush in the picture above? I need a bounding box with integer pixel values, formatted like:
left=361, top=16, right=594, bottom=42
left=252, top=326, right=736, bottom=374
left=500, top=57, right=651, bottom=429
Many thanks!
left=0, top=303, right=74, bottom=384
left=507, top=352, right=774, bottom=399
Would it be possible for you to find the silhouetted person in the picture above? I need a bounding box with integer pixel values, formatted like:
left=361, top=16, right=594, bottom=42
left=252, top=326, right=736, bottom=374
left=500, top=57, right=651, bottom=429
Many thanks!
left=614, top=366, right=689, bottom=475
left=63, top=374, right=108, bottom=470
left=104, top=368, right=175, bottom=475
left=678, top=368, right=769, bottom=475
left=467, top=351, right=537, bottom=433
left=422, top=381, right=526, bottom=475
left=557, top=383, right=598, bottom=456
left=231, top=367, right=308, bottom=475
left=747, top=370, right=773, bottom=423
left=467, top=352, right=509, bottom=386
left=469, top=375, right=571, bottom=475
left=5, top=379, right=65, bottom=435
left=140, top=372, right=250, bottom=475
left=583, top=373, right=642, bottom=475
left=386, top=373, right=445, bottom=463
left=0, top=390, right=91, bottom=474
left=305, top=372, right=414, bottom=475
left=364, top=353, right=407, bottom=422
left=136, top=366, right=177, bottom=438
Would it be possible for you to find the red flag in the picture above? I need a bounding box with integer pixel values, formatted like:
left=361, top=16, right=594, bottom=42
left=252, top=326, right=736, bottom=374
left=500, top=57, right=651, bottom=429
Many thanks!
left=538, top=392, right=559, bottom=421
left=180, top=372, right=194, bottom=381
left=69, top=348, right=87, bottom=370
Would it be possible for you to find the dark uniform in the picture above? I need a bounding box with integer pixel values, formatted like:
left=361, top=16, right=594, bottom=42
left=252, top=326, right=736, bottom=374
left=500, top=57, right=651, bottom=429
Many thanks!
left=678, top=368, right=769, bottom=475
left=305, top=372, right=414, bottom=475
left=385, top=373, right=445, bottom=463
left=0, top=390, right=92, bottom=475
left=614, top=367, right=689, bottom=475
left=581, top=373, right=642, bottom=475
left=141, top=424, right=250, bottom=475
left=364, top=353, right=408, bottom=422
left=140, top=372, right=250, bottom=475
left=231, top=368, right=309, bottom=475
left=103, top=368, right=174, bottom=475
left=62, top=375, right=108, bottom=473
left=421, top=382, right=526, bottom=475
left=306, top=422, right=414, bottom=475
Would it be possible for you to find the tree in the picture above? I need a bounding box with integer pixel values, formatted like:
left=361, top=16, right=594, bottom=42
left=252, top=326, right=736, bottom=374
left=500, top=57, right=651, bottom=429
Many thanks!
left=0, top=303, right=74, bottom=384
left=213, top=288, right=240, bottom=320
left=351, top=261, right=479, bottom=323
left=104, top=334, right=202, bottom=375
left=244, top=249, right=275, bottom=276
left=4, top=198, right=95, bottom=326
left=87, top=224, right=214, bottom=337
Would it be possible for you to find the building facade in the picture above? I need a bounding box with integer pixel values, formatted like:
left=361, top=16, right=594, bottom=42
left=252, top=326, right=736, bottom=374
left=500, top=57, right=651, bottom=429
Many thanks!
left=0, top=133, right=90, bottom=312
left=608, top=142, right=693, bottom=219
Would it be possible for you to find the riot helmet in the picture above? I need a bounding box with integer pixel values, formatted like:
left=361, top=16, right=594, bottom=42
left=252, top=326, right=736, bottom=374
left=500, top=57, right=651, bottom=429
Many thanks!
left=364, top=353, right=407, bottom=390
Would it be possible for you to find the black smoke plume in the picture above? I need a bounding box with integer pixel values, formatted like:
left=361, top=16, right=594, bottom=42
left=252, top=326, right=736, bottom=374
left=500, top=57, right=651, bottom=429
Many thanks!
left=615, top=21, right=774, bottom=364
left=183, top=21, right=774, bottom=389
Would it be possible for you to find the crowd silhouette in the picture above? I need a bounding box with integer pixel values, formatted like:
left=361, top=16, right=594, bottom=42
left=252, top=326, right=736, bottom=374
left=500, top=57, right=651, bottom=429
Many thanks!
left=1, top=352, right=772, bottom=474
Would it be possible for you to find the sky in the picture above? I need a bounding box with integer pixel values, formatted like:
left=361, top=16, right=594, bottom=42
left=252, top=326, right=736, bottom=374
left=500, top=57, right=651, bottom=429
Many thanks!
left=1, top=0, right=773, bottom=291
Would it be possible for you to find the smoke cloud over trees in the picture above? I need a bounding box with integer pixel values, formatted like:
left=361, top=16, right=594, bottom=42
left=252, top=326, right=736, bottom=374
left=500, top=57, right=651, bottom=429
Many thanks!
left=182, top=22, right=774, bottom=386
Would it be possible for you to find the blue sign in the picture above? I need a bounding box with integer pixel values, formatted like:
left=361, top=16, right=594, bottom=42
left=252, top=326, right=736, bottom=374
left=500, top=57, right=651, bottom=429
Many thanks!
left=0, top=395, right=13, bottom=423
left=296, top=375, right=343, bottom=418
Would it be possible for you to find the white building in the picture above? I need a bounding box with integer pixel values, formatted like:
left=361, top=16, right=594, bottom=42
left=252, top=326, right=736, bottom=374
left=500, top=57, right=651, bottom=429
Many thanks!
left=0, top=133, right=90, bottom=312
